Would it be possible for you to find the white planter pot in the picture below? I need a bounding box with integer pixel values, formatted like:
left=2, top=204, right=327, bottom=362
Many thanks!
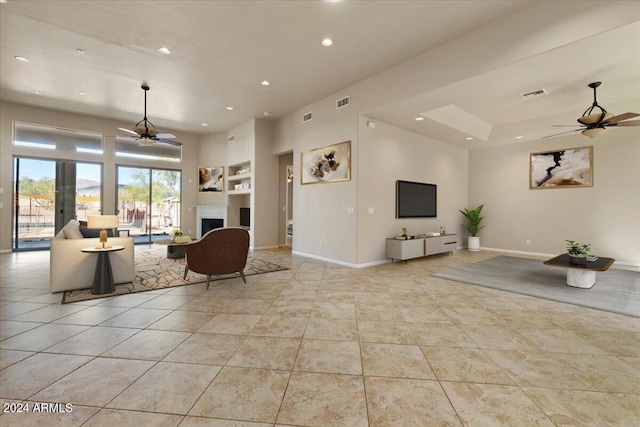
left=468, top=236, right=480, bottom=251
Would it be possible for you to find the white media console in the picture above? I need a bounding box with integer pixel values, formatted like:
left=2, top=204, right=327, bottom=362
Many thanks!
left=386, top=234, right=457, bottom=261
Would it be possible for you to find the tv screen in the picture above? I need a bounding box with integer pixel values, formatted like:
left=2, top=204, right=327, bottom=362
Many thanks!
left=239, top=207, right=250, bottom=227
left=396, top=180, right=437, bottom=218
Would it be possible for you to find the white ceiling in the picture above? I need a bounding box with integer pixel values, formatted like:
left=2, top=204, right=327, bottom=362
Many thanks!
left=1, top=1, right=639, bottom=148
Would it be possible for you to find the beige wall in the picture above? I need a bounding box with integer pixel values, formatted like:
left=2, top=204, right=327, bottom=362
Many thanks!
left=357, top=116, right=468, bottom=265
left=0, top=101, right=201, bottom=251
left=468, top=130, right=640, bottom=266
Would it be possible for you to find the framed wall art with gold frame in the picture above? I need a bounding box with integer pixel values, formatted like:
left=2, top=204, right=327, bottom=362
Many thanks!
left=300, top=140, right=351, bottom=185
left=530, top=146, right=593, bottom=189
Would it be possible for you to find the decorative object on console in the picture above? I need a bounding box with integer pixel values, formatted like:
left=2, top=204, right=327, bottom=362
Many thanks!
left=530, top=146, right=592, bottom=189
left=87, top=215, right=119, bottom=249
left=198, top=166, right=224, bottom=192
left=565, top=239, right=591, bottom=265
left=301, top=140, right=351, bottom=184
left=459, top=204, right=485, bottom=252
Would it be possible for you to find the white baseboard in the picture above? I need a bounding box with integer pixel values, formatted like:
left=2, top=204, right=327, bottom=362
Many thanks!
left=253, top=245, right=280, bottom=250
left=482, top=247, right=640, bottom=271
left=0, top=249, right=11, bottom=254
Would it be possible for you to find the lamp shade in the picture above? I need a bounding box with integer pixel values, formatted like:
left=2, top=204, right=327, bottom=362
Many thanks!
left=581, top=127, right=606, bottom=138
left=87, top=215, right=119, bottom=229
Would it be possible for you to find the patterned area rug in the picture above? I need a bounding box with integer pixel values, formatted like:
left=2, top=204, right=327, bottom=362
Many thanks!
left=62, top=247, right=288, bottom=304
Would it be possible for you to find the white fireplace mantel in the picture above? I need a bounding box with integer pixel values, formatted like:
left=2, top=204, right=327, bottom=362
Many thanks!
left=196, top=205, right=228, bottom=238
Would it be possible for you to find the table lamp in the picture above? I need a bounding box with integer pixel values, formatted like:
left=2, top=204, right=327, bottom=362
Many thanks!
left=87, top=215, right=119, bottom=249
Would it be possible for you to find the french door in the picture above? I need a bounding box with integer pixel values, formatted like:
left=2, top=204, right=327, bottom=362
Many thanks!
left=13, top=157, right=102, bottom=250
left=116, top=166, right=181, bottom=243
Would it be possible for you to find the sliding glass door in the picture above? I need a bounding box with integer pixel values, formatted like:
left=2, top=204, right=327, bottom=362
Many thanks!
left=116, top=166, right=181, bottom=243
left=13, top=157, right=102, bottom=250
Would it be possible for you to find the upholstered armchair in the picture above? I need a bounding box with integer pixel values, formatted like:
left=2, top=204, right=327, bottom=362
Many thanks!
left=183, top=227, right=250, bottom=289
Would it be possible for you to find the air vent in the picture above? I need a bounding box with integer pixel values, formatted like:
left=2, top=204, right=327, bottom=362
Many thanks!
left=336, top=95, right=351, bottom=109
left=302, top=111, right=313, bottom=123
left=227, top=134, right=235, bottom=143
left=520, top=89, right=548, bottom=100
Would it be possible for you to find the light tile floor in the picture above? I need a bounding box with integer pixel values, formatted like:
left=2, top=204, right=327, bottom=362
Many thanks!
left=1, top=247, right=639, bottom=426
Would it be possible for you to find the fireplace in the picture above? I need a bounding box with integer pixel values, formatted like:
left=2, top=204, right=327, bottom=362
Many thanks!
left=196, top=205, right=227, bottom=238
left=202, top=218, right=224, bottom=235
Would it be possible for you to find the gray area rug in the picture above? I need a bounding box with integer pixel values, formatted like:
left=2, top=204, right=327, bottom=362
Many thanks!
left=433, top=256, right=640, bottom=318
left=62, top=247, right=288, bottom=304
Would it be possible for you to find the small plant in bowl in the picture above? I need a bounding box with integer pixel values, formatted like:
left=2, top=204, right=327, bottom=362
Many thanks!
left=565, top=240, right=591, bottom=265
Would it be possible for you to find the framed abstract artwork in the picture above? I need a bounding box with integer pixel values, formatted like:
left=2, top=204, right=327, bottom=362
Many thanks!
left=198, top=166, right=224, bottom=192
left=300, top=140, right=351, bottom=185
left=530, top=146, right=593, bottom=189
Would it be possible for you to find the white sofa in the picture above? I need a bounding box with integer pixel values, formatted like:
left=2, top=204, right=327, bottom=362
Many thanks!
left=50, top=229, right=135, bottom=293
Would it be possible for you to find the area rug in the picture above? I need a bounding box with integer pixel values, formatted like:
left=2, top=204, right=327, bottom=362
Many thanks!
left=62, top=247, right=289, bottom=304
left=433, top=256, right=640, bottom=318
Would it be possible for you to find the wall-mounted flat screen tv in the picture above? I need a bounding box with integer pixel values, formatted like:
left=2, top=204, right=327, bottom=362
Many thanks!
left=396, top=180, right=437, bottom=218
left=239, top=207, right=250, bottom=227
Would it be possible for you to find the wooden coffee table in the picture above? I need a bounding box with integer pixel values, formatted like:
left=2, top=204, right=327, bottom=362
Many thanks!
left=154, top=239, right=192, bottom=259
left=543, top=254, right=615, bottom=289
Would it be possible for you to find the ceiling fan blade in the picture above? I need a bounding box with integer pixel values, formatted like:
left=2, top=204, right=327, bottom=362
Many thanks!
left=552, top=125, right=584, bottom=128
left=156, top=138, right=182, bottom=147
left=602, top=112, right=640, bottom=124
left=543, top=129, right=581, bottom=139
left=118, top=127, right=139, bottom=136
left=613, top=120, right=640, bottom=127
left=156, top=133, right=176, bottom=139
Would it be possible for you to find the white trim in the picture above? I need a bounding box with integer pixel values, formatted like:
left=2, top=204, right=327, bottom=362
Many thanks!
left=482, top=247, right=640, bottom=271
left=253, top=245, right=279, bottom=250
left=0, top=249, right=11, bottom=254
left=292, top=250, right=356, bottom=268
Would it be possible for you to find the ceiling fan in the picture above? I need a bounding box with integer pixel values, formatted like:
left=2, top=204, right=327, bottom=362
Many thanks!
left=118, top=84, right=181, bottom=146
left=546, top=81, right=639, bottom=138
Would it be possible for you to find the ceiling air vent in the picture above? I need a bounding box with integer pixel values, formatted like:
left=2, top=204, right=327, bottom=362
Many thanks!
left=520, top=89, right=548, bottom=100
left=336, top=95, right=351, bottom=109
left=227, top=135, right=235, bottom=143
left=302, top=111, right=313, bottom=123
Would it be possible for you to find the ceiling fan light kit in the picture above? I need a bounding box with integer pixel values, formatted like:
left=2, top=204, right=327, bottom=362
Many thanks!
left=118, top=84, right=182, bottom=147
left=545, top=81, right=639, bottom=139
left=581, top=127, right=606, bottom=138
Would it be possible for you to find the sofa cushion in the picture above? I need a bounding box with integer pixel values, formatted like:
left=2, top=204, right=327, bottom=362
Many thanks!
left=80, top=226, right=115, bottom=238
left=62, top=220, right=84, bottom=239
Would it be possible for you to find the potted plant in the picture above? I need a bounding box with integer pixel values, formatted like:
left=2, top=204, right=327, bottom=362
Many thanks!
left=169, top=227, right=183, bottom=243
left=459, top=204, right=485, bottom=251
left=565, top=240, right=591, bottom=265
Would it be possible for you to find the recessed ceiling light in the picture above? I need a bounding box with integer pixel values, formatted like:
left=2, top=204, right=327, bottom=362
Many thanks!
left=322, top=38, right=333, bottom=47
left=157, top=47, right=171, bottom=55
left=30, top=90, right=43, bottom=95
left=0, top=1, right=8, bottom=4
left=465, top=137, right=473, bottom=140
left=225, top=106, right=234, bottom=111
left=515, top=135, right=524, bottom=139
left=77, top=48, right=85, bottom=55
left=263, top=112, right=271, bottom=116
left=78, top=91, right=85, bottom=96
left=261, top=80, right=270, bottom=86
left=15, top=56, right=30, bottom=62
left=201, top=123, right=209, bottom=127
left=415, top=117, right=424, bottom=121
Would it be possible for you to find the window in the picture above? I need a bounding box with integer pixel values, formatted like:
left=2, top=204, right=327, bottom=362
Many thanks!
left=14, top=122, right=103, bottom=154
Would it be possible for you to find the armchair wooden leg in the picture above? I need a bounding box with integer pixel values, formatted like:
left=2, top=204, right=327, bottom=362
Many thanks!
left=239, top=270, right=246, bottom=283
left=183, top=266, right=189, bottom=280
left=206, top=275, right=212, bottom=289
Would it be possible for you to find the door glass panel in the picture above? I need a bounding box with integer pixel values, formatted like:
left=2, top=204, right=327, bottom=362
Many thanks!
left=151, top=169, right=181, bottom=235
left=76, top=163, right=102, bottom=221
left=13, top=158, right=57, bottom=250
left=13, top=158, right=103, bottom=250
left=117, top=166, right=151, bottom=239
